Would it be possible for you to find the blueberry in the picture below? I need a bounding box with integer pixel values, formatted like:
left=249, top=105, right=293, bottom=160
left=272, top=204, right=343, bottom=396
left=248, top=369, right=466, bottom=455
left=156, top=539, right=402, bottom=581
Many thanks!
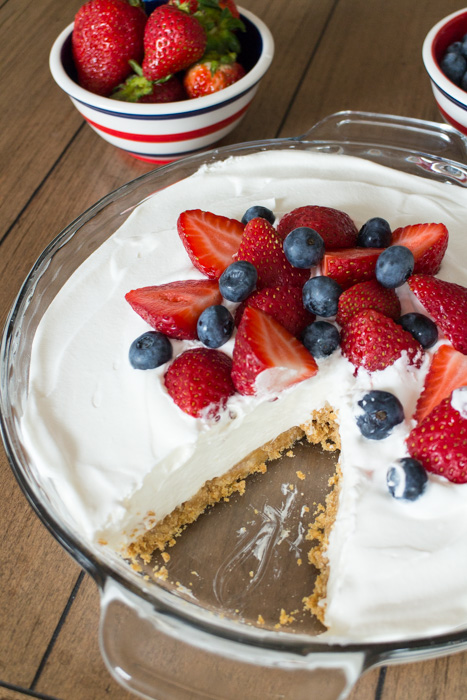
left=241, top=205, right=275, bottom=225
left=440, top=52, right=467, bottom=85
left=357, top=217, right=392, bottom=248
left=302, top=276, right=342, bottom=317
left=375, top=245, right=414, bottom=289
left=197, top=305, right=234, bottom=348
left=398, top=312, right=438, bottom=349
left=446, top=41, right=463, bottom=54
left=461, top=71, right=467, bottom=91
left=387, top=457, right=428, bottom=501
left=301, top=321, right=340, bottom=358
left=129, top=331, right=172, bottom=370
left=283, top=227, right=325, bottom=268
left=356, top=390, right=404, bottom=440
left=219, top=261, right=257, bottom=302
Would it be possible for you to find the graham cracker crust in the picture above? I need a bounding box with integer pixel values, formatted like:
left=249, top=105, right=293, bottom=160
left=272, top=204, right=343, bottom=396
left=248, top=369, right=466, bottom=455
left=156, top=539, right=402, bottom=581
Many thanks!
left=128, top=406, right=342, bottom=581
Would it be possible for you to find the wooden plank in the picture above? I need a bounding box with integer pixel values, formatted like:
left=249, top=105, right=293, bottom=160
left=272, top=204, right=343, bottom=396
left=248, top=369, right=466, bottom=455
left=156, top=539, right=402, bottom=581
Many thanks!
left=279, top=0, right=461, bottom=138
left=381, top=652, right=467, bottom=699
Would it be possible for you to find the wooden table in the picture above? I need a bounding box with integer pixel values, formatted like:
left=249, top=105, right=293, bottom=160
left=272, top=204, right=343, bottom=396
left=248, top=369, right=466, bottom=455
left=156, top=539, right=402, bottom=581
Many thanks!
left=1, top=0, right=466, bottom=698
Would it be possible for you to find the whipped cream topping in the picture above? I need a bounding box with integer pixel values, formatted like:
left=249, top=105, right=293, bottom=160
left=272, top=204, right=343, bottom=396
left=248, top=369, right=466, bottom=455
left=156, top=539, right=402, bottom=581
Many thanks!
left=20, top=150, right=467, bottom=642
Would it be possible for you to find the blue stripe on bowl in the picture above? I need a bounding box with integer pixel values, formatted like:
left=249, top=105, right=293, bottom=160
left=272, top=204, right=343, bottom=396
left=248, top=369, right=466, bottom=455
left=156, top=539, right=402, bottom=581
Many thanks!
left=430, top=77, right=467, bottom=111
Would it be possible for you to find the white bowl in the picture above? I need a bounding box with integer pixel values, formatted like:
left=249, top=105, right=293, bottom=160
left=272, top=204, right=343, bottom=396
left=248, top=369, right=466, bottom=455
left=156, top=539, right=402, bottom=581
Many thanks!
left=49, top=7, right=274, bottom=163
left=423, top=8, right=467, bottom=136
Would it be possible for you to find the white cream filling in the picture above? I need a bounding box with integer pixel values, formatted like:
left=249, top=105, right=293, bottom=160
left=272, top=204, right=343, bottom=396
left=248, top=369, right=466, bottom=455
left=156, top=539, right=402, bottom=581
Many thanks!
left=20, top=150, right=467, bottom=641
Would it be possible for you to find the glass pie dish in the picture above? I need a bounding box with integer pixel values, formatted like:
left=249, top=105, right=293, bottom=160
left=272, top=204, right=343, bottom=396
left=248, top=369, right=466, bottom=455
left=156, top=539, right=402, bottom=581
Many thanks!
left=2, top=111, right=467, bottom=700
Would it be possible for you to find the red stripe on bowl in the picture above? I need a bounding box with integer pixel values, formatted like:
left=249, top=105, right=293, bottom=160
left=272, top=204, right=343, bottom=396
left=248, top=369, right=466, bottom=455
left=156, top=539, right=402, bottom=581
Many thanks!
left=84, top=102, right=251, bottom=143
left=437, top=103, right=467, bottom=136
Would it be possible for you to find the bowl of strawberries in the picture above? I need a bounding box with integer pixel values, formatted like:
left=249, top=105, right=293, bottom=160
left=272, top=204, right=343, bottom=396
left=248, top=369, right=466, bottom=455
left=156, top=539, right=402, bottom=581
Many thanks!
left=49, top=0, right=274, bottom=163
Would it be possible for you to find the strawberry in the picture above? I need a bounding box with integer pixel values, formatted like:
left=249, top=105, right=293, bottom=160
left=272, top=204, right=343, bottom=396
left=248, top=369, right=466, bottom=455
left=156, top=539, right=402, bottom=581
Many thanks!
left=112, top=61, right=187, bottom=102
left=235, top=286, right=315, bottom=337
left=391, top=223, right=448, bottom=275
left=125, top=279, right=221, bottom=339
left=184, top=59, right=245, bottom=98
left=414, top=345, right=467, bottom=424
left=231, top=307, right=318, bottom=395
left=340, top=309, right=423, bottom=372
left=234, top=218, right=310, bottom=290
left=323, top=248, right=383, bottom=290
left=165, top=348, right=235, bottom=417
left=408, top=274, right=467, bottom=354
left=277, top=205, right=358, bottom=249
left=142, top=4, right=206, bottom=81
left=407, top=395, right=467, bottom=483
left=336, top=279, right=401, bottom=327
left=72, top=0, right=146, bottom=97
left=177, top=210, right=244, bottom=279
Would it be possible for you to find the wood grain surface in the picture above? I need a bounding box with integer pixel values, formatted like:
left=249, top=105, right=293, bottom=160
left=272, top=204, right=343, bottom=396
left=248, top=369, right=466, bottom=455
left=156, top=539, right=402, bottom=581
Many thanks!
left=1, top=0, right=467, bottom=698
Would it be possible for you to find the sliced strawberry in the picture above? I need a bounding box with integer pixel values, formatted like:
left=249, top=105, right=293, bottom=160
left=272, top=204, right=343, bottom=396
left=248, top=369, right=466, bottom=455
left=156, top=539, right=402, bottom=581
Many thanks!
left=391, top=223, right=448, bottom=275
left=414, top=345, right=467, bottom=424
left=340, top=309, right=423, bottom=372
left=231, top=307, right=318, bottom=395
left=235, top=217, right=309, bottom=289
left=336, top=279, right=401, bottom=327
left=125, top=279, right=221, bottom=340
left=235, top=286, right=315, bottom=337
left=165, top=348, right=235, bottom=418
left=177, top=209, right=244, bottom=279
left=407, top=394, right=467, bottom=483
left=408, top=274, right=467, bottom=355
left=277, top=205, right=358, bottom=249
left=323, top=248, right=383, bottom=290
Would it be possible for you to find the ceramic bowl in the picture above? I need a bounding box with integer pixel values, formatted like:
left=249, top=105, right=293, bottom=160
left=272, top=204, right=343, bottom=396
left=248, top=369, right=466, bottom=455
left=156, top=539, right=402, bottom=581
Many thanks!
left=49, top=7, right=274, bottom=163
left=423, top=8, right=467, bottom=136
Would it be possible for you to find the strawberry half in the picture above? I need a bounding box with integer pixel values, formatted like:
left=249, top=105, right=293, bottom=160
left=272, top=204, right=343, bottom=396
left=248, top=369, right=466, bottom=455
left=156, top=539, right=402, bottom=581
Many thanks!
left=177, top=210, right=244, bottom=279
left=336, top=279, right=401, bottom=327
left=323, top=248, right=383, bottom=290
left=231, top=307, right=318, bottom=395
left=125, top=279, right=221, bottom=340
left=414, top=344, right=467, bottom=424
left=277, top=205, right=358, bottom=249
left=341, top=309, right=423, bottom=372
left=165, top=348, right=235, bottom=417
left=234, top=218, right=310, bottom=289
left=407, top=394, right=467, bottom=483
left=235, top=286, right=315, bottom=337
left=391, top=223, right=448, bottom=275
left=408, top=274, right=467, bottom=355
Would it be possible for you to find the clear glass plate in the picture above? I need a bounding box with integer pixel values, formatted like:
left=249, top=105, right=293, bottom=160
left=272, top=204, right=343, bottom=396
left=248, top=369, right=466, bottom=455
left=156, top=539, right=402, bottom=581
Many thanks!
left=2, top=111, right=467, bottom=700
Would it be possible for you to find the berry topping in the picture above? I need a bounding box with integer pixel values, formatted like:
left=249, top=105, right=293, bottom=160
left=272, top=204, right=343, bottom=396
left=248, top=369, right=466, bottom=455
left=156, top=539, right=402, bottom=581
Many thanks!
left=375, top=245, right=414, bottom=289
left=414, top=344, right=467, bottom=424
left=302, top=276, right=343, bottom=318
left=234, top=217, right=310, bottom=289
left=301, top=321, right=340, bottom=358
left=235, top=286, right=315, bottom=337
left=283, top=227, right=325, bottom=269
left=142, top=4, right=207, bottom=82
left=387, top=458, right=428, bottom=501
left=125, top=279, right=222, bottom=340
left=231, top=307, right=318, bottom=396
left=397, top=313, right=438, bottom=349
left=408, top=274, right=467, bottom=355
left=341, top=309, right=423, bottom=373
left=357, top=217, right=392, bottom=248
left=165, top=348, right=235, bottom=418
left=336, top=279, right=401, bottom=327
left=323, top=247, right=383, bottom=290
left=356, top=390, right=404, bottom=440
left=241, top=206, right=275, bottom=225
left=391, top=223, right=449, bottom=275
left=277, top=205, right=358, bottom=249
left=197, top=304, right=234, bottom=348
left=407, top=395, right=467, bottom=483
left=177, top=210, right=244, bottom=280
left=219, top=261, right=257, bottom=302
left=129, top=331, right=173, bottom=370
